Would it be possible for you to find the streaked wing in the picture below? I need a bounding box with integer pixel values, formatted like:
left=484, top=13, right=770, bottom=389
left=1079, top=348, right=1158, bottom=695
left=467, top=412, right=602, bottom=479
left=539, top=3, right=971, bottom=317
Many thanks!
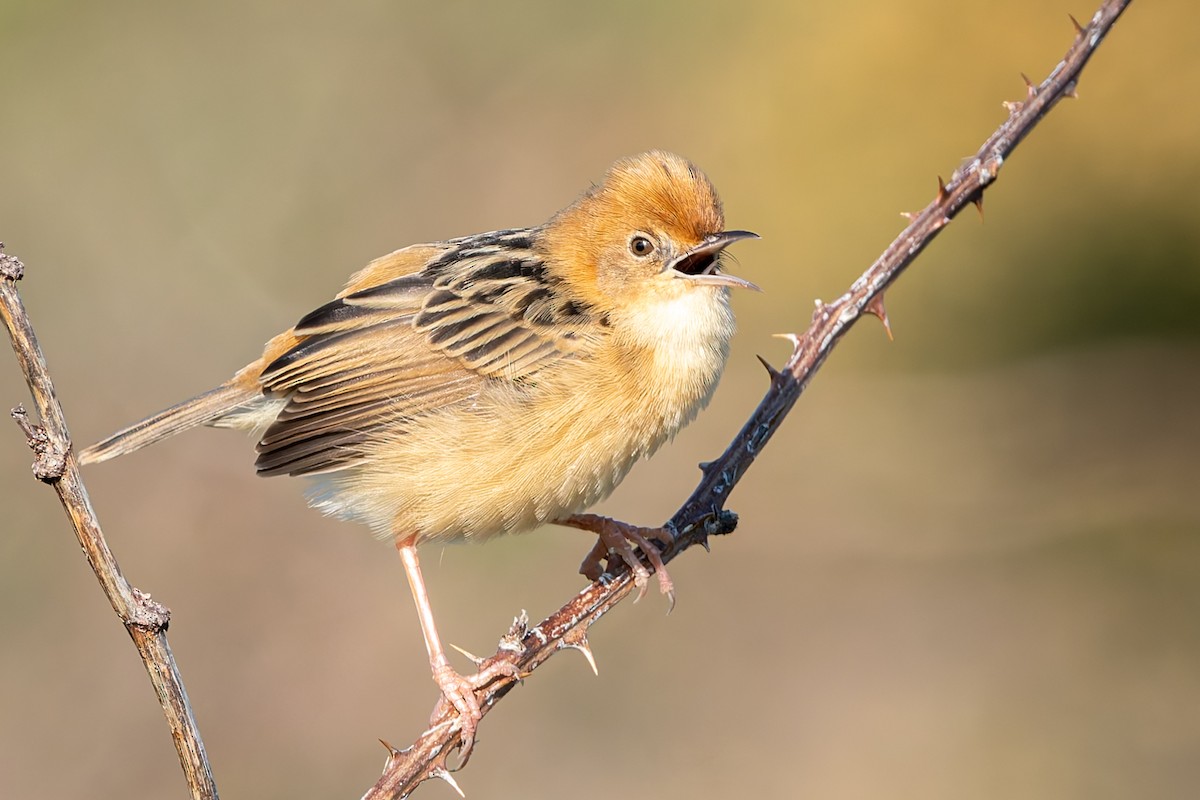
left=253, top=229, right=602, bottom=477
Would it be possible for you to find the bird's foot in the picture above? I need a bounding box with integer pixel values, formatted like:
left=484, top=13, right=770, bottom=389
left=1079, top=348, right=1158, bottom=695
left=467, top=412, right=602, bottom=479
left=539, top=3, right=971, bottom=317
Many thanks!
left=567, top=514, right=675, bottom=610
left=429, top=657, right=523, bottom=759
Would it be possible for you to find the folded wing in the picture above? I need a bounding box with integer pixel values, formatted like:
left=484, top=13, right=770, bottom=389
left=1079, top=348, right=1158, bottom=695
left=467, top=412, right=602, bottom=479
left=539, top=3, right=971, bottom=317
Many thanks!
left=254, top=231, right=600, bottom=476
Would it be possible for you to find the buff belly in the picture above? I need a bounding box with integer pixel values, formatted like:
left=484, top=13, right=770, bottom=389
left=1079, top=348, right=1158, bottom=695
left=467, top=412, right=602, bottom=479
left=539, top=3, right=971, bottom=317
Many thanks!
left=306, top=383, right=660, bottom=542
left=304, top=287, right=735, bottom=543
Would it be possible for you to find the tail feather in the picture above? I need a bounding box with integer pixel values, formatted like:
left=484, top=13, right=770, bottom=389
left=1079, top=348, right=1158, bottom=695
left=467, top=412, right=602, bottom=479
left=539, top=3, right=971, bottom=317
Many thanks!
left=79, top=384, right=261, bottom=465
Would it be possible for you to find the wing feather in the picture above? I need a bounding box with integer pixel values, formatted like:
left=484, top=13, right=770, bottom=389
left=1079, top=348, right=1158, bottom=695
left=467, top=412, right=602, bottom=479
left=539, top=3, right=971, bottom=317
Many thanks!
left=253, top=229, right=605, bottom=477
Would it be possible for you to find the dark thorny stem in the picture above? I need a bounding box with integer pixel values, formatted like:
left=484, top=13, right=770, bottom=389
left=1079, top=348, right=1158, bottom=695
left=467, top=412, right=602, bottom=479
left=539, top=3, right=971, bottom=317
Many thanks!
left=363, top=1, right=1132, bottom=797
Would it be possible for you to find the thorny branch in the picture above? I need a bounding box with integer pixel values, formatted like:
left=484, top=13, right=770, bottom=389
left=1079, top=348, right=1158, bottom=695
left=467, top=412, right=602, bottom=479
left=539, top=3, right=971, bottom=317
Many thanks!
left=365, top=0, right=1133, bottom=796
left=0, top=1, right=1130, bottom=798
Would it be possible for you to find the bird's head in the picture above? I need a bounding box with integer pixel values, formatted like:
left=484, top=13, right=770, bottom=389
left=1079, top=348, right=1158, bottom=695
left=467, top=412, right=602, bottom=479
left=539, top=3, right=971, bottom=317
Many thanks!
left=543, top=151, right=759, bottom=311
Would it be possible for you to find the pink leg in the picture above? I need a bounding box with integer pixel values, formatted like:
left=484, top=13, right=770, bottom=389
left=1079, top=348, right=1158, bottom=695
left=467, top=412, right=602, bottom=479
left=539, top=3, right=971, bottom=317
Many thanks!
left=395, top=539, right=519, bottom=757
left=559, top=514, right=675, bottom=611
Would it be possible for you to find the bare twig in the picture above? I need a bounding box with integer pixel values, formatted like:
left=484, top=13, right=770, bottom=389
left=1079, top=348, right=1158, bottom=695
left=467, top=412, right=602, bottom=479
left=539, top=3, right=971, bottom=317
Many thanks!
left=366, top=0, right=1133, bottom=795
left=0, top=244, right=219, bottom=800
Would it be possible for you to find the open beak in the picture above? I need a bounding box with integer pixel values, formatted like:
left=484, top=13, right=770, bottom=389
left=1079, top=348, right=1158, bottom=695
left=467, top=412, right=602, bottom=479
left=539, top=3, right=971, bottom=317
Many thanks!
left=667, top=229, right=761, bottom=291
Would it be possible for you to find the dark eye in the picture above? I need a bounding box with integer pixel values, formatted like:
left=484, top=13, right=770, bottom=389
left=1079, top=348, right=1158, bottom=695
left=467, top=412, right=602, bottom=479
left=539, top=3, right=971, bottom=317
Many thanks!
left=629, top=235, right=655, bottom=257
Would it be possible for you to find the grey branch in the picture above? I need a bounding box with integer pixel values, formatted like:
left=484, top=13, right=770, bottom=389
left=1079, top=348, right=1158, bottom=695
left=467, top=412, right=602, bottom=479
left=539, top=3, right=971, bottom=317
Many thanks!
left=0, top=244, right=219, bottom=800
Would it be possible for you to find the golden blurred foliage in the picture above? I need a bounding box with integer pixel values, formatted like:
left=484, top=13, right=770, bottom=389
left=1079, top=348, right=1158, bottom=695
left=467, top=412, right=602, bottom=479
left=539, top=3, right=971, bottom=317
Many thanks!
left=1, top=1, right=1197, bottom=798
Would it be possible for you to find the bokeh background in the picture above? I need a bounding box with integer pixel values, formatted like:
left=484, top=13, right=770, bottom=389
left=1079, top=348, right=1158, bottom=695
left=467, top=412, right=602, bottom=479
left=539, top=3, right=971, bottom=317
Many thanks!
left=2, top=1, right=1198, bottom=798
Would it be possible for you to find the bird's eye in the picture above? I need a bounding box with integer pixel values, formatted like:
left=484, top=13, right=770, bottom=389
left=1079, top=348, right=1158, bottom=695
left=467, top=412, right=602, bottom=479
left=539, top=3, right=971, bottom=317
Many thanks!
left=629, top=235, right=656, bottom=257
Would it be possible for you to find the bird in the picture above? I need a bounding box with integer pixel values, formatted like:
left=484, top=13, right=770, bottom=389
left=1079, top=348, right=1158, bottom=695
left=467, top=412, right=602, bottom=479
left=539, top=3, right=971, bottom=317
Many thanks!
left=80, top=150, right=758, bottom=753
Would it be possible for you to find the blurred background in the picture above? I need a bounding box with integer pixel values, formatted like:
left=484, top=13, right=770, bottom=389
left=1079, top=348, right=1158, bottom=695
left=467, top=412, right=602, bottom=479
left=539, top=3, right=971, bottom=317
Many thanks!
left=2, top=1, right=1198, bottom=798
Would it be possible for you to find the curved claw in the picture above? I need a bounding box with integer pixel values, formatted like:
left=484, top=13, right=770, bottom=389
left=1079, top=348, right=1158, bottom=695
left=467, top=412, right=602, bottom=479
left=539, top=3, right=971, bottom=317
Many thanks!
left=430, top=664, right=484, bottom=759
left=563, top=514, right=676, bottom=611
left=430, top=656, right=526, bottom=761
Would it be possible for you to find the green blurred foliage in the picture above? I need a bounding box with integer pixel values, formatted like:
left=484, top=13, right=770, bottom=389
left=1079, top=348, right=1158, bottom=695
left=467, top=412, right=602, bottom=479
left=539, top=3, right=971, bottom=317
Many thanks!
left=1, top=1, right=1197, bottom=799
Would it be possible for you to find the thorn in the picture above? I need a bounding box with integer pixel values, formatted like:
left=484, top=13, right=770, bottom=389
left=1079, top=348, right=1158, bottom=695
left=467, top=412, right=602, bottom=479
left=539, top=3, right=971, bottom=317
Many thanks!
left=773, top=332, right=802, bottom=351
left=559, top=627, right=598, bottom=676
left=971, top=193, right=984, bottom=221
left=755, top=353, right=781, bottom=380
left=1021, top=72, right=1037, bottom=99
left=449, top=643, right=484, bottom=666
left=900, top=210, right=917, bottom=221
left=379, top=738, right=408, bottom=771
left=698, top=460, right=713, bottom=473
left=1063, top=81, right=1079, bottom=100
left=863, top=294, right=893, bottom=341
left=936, top=176, right=949, bottom=204
left=1002, top=99, right=1023, bottom=115
left=431, top=766, right=466, bottom=798
left=1069, top=13, right=1085, bottom=39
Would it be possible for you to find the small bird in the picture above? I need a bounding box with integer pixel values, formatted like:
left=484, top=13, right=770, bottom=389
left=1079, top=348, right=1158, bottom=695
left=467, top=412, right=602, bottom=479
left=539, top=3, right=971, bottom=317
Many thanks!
left=81, top=151, right=758, bottom=752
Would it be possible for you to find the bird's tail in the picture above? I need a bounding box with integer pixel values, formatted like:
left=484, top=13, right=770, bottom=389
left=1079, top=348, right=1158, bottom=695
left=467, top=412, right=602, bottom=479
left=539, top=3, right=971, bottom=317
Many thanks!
left=79, top=383, right=261, bottom=465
